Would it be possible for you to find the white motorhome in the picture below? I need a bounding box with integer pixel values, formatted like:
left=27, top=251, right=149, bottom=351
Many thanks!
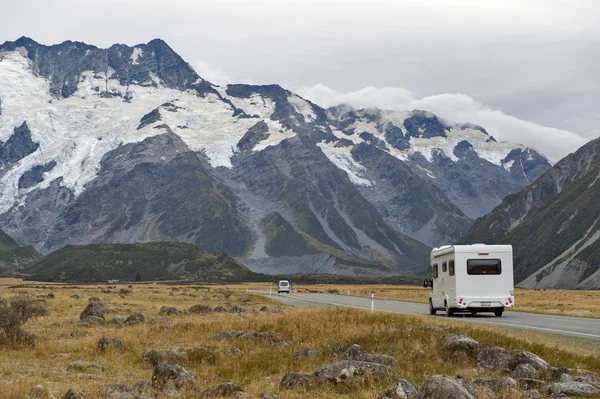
left=277, top=280, right=291, bottom=294
left=423, top=244, right=514, bottom=317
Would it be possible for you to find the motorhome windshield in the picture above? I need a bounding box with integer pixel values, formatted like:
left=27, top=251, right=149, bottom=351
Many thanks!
left=467, top=259, right=501, bottom=275
left=279, top=281, right=289, bottom=286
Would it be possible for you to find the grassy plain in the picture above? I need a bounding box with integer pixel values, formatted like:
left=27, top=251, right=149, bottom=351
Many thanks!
left=0, top=279, right=599, bottom=398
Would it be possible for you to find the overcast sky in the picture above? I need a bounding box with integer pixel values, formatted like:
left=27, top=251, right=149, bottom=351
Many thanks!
left=1, top=0, right=598, bottom=161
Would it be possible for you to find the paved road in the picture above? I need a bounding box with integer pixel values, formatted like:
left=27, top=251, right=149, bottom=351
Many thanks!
left=269, top=292, right=600, bottom=340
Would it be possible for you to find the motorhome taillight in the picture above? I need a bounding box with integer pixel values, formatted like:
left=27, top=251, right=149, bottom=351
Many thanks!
left=459, top=298, right=463, bottom=303
left=478, top=252, right=489, bottom=255
left=508, top=297, right=513, bottom=303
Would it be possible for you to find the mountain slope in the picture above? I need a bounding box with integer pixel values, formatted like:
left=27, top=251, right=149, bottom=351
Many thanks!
left=0, top=37, right=552, bottom=276
left=25, top=242, right=260, bottom=283
left=0, top=228, right=40, bottom=273
left=459, top=137, right=600, bottom=288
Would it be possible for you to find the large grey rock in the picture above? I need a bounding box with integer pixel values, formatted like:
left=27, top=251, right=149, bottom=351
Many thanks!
left=312, top=360, right=394, bottom=386
left=477, top=346, right=510, bottom=370
left=378, top=379, right=419, bottom=399
left=279, top=372, right=312, bottom=390
left=201, top=382, right=244, bottom=397
left=80, top=302, right=109, bottom=320
left=159, top=306, right=179, bottom=316
left=543, top=381, right=600, bottom=397
left=124, top=313, right=145, bottom=325
left=513, top=363, right=539, bottom=379
left=151, top=362, right=195, bottom=390
left=442, top=334, right=480, bottom=356
left=142, top=348, right=188, bottom=367
left=189, top=304, right=213, bottom=314
left=420, top=375, right=475, bottom=399
left=341, top=344, right=399, bottom=368
left=508, top=351, right=550, bottom=371
left=97, top=337, right=130, bottom=353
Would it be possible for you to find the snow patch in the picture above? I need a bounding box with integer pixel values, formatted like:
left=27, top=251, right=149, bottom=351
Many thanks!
left=503, top=160, right=514, bottom=171
left=288, top=94, right=316, bottom=121
left=253, top=120, right=296, bottom=151
left=130, top=47, right=143, bottom=65
left=317, top=141, right=372, bottom=187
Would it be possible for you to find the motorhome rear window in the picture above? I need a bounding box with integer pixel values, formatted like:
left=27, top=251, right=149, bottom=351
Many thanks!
left=449, top=260, right=455, bottom=276
left=432, top=264, right=438, bottom=278
left=467, top=259, right=501, bottom=275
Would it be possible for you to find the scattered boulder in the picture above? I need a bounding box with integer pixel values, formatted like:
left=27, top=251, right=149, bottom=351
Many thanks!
left=151, top=362, right=195, bottom=390
left=523, top=390, right=544, bottom=399
left=47, top=292, right=55, bottom=299
left=72, top=293, right=83, bottom=299
left=473, top=376, right=517, bottom=391
left=292, top=348, right=318, bottom=360
left=542, top=381, right=600, bottom=397
left=97, top=337, right=130, bottom=353
left=213, top=305, right=227, bottom=313
left=142, top=348, right=188, bottom=367
left=477, top=346, right=510, bottom=370
left=420, top=375, right=475, bottom=399
left=159, top=306, right=179, bottom=316
left=378, top=379, right=419, bottom=399
left=230, top=305, right=246, bottom=313
left=125, top=313, right=145, bottom=325
left=513, top=363, right=539, bottom=380
left=25, top=385, right=56, bottom=399
left=443, top=334, right=480, bottom=356
left=101, top=383, right=133, bottom=399
left=508, top=351, right=550, bottom=371
left=202, top=382, right=244, bottom=397
left=213, top=330, right=244, bottom=340
left=60, top=387, right=87, bottom=399
left=547, top=367, right=571, bottom=381
left=312, top=360, right=394, bottom=386
left=226, top=347, right=243, bottom=357
left=279, top=372, right=312, bottom=390
left=259, top=306, right=269, bottom=312
left=80, top=302, right=109, bottom=321
left=80, top=315, right=105, bottom=325
left=213, top=329, right=279, bottom=341
left=67, top=361, right=104, bottom=372
left=189, top=304, right=213, bottom=314
left=341, top=344, right=399, bottom=368
left=270, top=341, right=289, bottom=349
left=517, top=378, right=549, bottom=390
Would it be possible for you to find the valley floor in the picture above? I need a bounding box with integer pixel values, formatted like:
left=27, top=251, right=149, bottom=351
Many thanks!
left=0, top=280, right=599, bottom=398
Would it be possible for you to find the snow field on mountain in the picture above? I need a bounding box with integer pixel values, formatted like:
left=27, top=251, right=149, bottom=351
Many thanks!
left=317, top=141, right=372, bottom=187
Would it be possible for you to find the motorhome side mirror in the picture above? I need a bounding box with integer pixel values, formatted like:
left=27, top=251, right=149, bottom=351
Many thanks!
left=423, top=279, right=433, bottom=288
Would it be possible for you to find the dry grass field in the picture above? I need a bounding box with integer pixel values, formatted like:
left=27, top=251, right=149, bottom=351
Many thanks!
left=0, top=279, right=599, bottom=398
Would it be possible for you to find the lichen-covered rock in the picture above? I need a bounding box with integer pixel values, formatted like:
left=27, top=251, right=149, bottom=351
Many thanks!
left=142, top=348, right=188, bottom=367
left=312, top=360, right=394, bottom=386
left=201, top=382, right=244, bottom=397
left=420, top=375, right=474, bottom=399
left=189, top=304, right=212, bottom=314
left=477, top=346, right=510, bottom=370
left=213, top=305, right=227, bottom=313
left=151, top=362, right=195, bottom=390
left=508, top=351, right=550, bottom=371
left=159, top=306, right=179, bottom=316
left=270, top=341, right=288, bottom=349
left=378, top=379, right=419, bottom=399
left=59, top=387, right=87, bottom=399
left=513, top=363, right=539, bottom=380
left=97, top=337, right=130, bottom=353
left=125, top=313, right=145, bottom=325
left=230, top=305, right=246, bottom=313
left=279, top=372, right=312, bottom=390
left=67, top=361, right=104, bottom=372
left=101, top=383, right=133, bottom=399
left=111, top=317, right=125, bottom=325
left=341, top=344, right=399, bottom=368
left=80, top=302, right=108, bottom=320
left=542, top=381, right=600, bottom=397
left=443, top=334, right=480, bottom=356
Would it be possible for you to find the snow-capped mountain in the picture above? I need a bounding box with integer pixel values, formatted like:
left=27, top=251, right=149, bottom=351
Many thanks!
left=0, top=37, right=551, bottom=276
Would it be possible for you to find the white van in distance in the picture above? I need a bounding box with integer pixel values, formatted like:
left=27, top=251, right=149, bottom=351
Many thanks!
left=277, top=280, right=291, bottom=294
left=423, top=244, right=514, bottom=317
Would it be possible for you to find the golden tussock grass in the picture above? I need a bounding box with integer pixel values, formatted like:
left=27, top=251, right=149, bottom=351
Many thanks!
left=0, top=280, right=599, bottom=398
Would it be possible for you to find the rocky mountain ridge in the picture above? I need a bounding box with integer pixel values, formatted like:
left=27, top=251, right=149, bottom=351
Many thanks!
left=0, top=37, right=552, bottom=276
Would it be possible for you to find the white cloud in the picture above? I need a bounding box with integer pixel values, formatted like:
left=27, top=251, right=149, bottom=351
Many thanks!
left=298, top=84, right=589, bottom=162
left=192, top=60, right=233, bottom=86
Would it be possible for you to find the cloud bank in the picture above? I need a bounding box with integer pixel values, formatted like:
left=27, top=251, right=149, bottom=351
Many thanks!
left=298, top=84, right=589, bottom=163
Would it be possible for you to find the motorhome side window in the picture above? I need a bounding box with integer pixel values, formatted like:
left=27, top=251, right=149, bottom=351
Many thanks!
left=442, top=261, right=447, bottom=273
left=433, top=264, right=438, bottom=278
left=449, top=260, right=455, bottom=276
left=467, top=259, right=501, bottom=275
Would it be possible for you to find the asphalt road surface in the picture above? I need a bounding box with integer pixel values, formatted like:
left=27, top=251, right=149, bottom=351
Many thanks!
left=270, top=292, right=600, bottom=340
